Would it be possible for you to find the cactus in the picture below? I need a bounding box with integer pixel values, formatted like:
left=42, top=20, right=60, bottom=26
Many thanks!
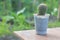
left=38, top=3, right=47, bottom=15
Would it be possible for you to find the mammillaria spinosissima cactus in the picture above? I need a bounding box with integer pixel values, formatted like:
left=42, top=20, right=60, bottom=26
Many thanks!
left=38, top=3, right=47, bottom=15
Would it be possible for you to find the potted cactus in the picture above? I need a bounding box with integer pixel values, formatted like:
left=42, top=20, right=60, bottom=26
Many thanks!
left=34, top=3, right=50, bottom=35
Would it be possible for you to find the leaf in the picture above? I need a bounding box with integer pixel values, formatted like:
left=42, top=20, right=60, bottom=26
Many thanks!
left=17, top=7, right=26, bottom=15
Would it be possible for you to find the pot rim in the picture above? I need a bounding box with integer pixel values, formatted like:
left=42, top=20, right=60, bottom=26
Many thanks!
left=34, top=14, right=50, bottom=18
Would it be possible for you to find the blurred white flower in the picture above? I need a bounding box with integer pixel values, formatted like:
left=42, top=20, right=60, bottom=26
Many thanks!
left=54, top=8, right=57, bottom=12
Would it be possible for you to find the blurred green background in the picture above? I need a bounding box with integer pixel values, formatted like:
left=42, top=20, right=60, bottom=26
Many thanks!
left=0, top=0, right=59, bottom=37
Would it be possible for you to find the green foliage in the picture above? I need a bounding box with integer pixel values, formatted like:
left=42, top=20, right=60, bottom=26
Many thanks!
left=0, top=12, right=33, bottom=36
left=21, top=0, right=33, bottom=4
left=0, top=19, right=10, bottom=36
left=0, top=0, right=12, bottom=16
left=0, top=1, right=4, bottom=16
left=45, top=0, right=58, bottom=14
left=48, top=21, right=60, bottom=28
left=12, top=15, right=33, bottom=31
